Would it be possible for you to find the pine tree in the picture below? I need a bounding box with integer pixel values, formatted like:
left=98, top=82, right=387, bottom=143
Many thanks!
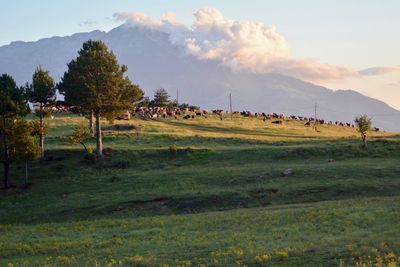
left=151, top=88, right=170, bottom=107
left=27, top=66, right=56, bottom=160
left=0, top=74, right=40, bottom=188
left=58, top=40, right=143, bottom=159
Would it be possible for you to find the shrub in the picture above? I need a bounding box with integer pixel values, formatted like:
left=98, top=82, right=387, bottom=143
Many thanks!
left=169, top=144, right=178, bottom=156
left=84, top=147, right=96, bottom=162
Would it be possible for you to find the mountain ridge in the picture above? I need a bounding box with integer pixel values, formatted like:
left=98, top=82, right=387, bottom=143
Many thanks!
left=0, top=24, right=399, bottom=131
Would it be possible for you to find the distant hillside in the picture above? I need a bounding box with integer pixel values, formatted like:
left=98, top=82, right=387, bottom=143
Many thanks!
left=1, top=24, right=399, bottom=131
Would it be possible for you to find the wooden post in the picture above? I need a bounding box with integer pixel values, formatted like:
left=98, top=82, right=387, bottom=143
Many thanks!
left=229, top=93, right=233, bottom=120
left=176, top=88, right=179, bottom=107
left=313, top=102, right=317, bottom=131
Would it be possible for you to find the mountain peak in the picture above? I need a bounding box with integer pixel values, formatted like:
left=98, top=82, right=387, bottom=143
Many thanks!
left=0, top=25, right=399, bottom=131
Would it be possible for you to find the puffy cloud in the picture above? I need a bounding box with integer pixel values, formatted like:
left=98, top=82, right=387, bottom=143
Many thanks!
left=113, top=7, right=396, bottom=83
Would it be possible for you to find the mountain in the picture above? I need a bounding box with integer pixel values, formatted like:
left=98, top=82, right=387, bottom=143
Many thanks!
left=1, top=24, right=399, bottom=131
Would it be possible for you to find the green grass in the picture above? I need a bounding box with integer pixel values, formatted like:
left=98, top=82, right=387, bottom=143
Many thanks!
left=1, top=115, right=399, bottom=266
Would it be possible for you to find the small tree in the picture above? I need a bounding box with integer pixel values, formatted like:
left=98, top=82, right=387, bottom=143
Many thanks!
left=0, top=74, right=40, bottom=188
left=355, top=114, right=372, bottom=148
left=27, top=66, right=56, bottom=160
left=58, top=40, right=143, bottom=160
left=67, top=123, right=92, bottom=155
left=151, top=88, right=170, bottom=107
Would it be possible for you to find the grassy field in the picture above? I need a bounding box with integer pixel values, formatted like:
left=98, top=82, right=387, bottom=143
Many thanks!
left=1, top=114, right=399, bottom=266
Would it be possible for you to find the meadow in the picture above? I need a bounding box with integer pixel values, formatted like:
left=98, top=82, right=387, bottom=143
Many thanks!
left=1, top=114, right=399, bottom=266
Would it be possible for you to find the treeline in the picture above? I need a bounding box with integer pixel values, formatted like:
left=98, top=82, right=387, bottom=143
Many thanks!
left=0, top=40, right=146, bottom=189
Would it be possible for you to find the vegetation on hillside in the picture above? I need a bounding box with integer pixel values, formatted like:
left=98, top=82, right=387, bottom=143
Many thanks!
left=0, top=114, right=399, bottom=266
left=0, top=40, right=399, bottom=267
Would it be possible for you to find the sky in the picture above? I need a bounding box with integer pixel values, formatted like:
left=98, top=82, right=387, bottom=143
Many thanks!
left=1, top=0, right=400, bottom=108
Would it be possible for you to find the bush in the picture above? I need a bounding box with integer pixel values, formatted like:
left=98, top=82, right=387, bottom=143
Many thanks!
left=169, top=144, right=178, bottom=156
left=84, top=147, right=96, bottom=161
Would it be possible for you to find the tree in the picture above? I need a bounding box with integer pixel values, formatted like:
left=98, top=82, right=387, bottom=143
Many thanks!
left=151, top=88, right=170, bottom=107
left=58, top=40, right=143, bottom=159
left=355, top=114, right=372, bottom=148
left=0, top=74, right=40, bottom=189
left=66, top=123, right=92, bottom=155
left=27, top=66, right=56, bottom=160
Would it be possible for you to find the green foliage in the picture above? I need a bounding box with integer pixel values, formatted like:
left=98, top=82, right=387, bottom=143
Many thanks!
left=28, top=66, right=56, bottom=110
left=30, top=120, right=48, bottom=137
left=58, top=40, right=143, bottom=114
left=26, top=66, right=56, bottom=160
left=67, top=123, right=92, bottom=155
left=83, top=147, right=96, bottom=162
left=2, top=119, right=40, bottom=162
left=0, top=74, right=30, bottom=119
left=58, top=40, right=144, bottom=158
left=0, top=74, right=39, bottom=188
left=151, top=88, right=170, bottom=107
left=355, top=114, right=372, bottom=147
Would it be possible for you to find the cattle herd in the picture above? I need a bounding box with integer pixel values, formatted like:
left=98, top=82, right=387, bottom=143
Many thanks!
left=53, top=101, right=380, bottom=131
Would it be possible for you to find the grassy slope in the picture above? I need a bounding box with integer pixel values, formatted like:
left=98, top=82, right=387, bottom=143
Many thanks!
left=1, top=114, right=399, bottom=266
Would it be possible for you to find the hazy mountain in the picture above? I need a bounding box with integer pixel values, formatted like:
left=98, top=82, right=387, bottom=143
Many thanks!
left=1, top=24, right=399, bottom=131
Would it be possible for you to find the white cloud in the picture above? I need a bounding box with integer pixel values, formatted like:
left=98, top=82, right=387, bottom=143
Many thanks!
left=79, top=19, right=98, bottom=27
left=113, top=7, right=397, bottom=83
left=358, top=66, right=400, bottom=76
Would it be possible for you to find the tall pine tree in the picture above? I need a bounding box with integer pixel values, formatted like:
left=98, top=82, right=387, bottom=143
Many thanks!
left=28, top=66, right=56, bottom=160
left=58, top=40, right=143, bottom=159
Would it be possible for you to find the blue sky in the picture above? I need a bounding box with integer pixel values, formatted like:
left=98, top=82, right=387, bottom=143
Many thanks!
left=1, top=0, right=400, bottom=107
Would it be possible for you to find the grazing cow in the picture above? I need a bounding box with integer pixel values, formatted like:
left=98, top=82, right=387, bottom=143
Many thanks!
left=374, top=127, right=380, bottom=132
left=304, top=121, right=311, bottom=126
left=183, top=115, right=191, bottom=120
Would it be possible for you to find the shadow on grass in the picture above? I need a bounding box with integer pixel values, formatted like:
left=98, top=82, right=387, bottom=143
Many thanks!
left=20, top=183, right=400, bottom=225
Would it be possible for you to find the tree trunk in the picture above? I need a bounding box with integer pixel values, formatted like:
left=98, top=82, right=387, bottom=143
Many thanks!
left=1, top=122, right=10, bottom=189
left=25, top=162, right=28, bottom=184
left=3, top=161, right=9, bottom=189
left=89, top=110, right=94, bottom=137
left=39, top=103, right=45, bottom=160
left=362, top=135, right=367, bottom=148
left=95, top=111, right=103, bottom=160
left=80, top=142, right=89, bottom=154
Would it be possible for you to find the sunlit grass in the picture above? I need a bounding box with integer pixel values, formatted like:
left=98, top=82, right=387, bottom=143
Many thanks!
left=1, top=114, right=399, bottom=266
